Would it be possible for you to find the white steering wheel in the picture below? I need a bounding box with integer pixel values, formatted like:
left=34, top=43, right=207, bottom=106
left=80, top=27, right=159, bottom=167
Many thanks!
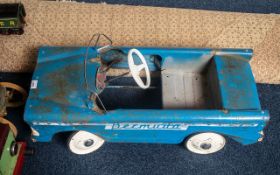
left=128, top=49, right=151, bottom=89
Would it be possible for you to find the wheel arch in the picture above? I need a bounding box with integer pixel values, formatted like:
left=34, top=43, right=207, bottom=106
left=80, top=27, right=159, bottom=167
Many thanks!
left=51, top=130, right=106, bottom=143
left=182, top=128, right=262, bottom=145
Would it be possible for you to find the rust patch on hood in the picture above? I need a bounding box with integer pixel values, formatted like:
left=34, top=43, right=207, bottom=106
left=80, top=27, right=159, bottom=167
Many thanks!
left=43, top=64, right=83, bottom=105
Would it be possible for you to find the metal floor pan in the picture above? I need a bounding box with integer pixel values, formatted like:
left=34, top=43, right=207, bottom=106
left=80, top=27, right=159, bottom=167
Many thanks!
left=162, top=72, right=214, bottom=109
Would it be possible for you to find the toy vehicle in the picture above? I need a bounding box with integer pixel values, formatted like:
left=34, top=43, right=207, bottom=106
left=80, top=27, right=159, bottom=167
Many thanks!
left=0, top=82, right=27, bottom=139
left=0, top=123, right=27, bottom=175
left=0, top=3, right=26, bottom=35
left=24, top=45, right=269, bottom=155
left=0, top=83, right=29, bottom=175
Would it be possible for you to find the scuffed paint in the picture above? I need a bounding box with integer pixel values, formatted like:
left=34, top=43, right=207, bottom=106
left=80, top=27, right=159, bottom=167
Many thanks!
left=31, top=127, right=40, bottom=136
left=32, top=122, right=258, bottom=128
left=24, top=46, right=269, bottom=146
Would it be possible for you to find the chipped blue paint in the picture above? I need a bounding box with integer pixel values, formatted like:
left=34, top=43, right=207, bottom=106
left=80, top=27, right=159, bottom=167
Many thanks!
left=214, top=55, right=261, bottom=109
left=24, top=46, right=269, bottom=146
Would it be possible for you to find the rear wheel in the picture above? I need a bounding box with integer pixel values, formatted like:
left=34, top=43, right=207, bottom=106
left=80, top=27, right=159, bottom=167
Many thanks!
left=68, top=131, right=104, bottom=155
left=184, top=132, right=226, bottom=154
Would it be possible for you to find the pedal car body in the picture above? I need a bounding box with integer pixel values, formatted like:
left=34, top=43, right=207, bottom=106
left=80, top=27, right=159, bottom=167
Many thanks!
left=24, top=46, right=269, bottom=154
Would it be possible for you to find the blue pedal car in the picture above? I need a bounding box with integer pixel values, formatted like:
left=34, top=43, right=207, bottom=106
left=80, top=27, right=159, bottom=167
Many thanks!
left=24, top=45, right=269, bottom=154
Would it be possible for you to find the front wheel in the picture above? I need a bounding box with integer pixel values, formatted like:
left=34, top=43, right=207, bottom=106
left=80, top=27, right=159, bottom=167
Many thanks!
left=184, top=132, right=226, bottom=154
left=68, top=131, right=105, bottom=155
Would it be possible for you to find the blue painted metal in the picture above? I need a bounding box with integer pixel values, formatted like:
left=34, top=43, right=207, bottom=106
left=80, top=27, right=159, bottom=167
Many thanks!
left=24, top=46, right=269, bottom=146
left=214, top=55, right=261, bottom=109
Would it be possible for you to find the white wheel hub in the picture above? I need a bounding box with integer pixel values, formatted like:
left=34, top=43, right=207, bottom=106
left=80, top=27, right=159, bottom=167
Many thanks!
left=68, top=131, right=104, bottom=155
left=185, top=132, right=226, bottom=154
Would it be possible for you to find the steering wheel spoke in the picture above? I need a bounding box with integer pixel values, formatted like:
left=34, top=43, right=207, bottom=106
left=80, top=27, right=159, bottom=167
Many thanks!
left=134, top=75, right=145, bottom=87
left=135, top=64, right=145, bottom=73
left=136, top=64, right=145, bottom=72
